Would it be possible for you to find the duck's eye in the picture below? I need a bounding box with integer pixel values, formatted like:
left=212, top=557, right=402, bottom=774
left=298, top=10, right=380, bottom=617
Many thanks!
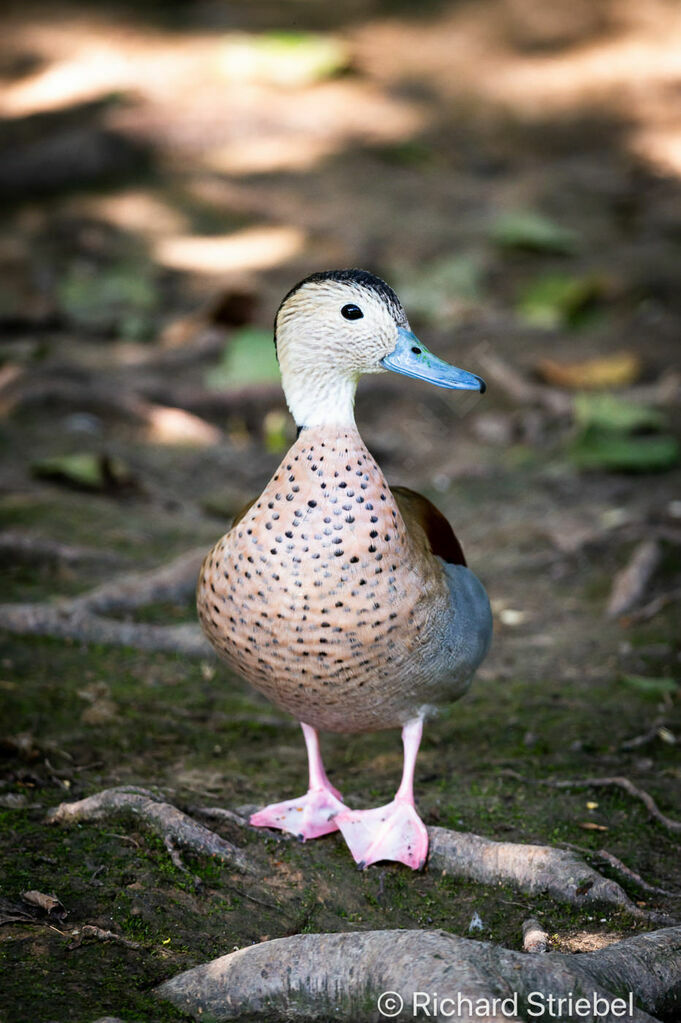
left=341, top=304, right=363, bottom=321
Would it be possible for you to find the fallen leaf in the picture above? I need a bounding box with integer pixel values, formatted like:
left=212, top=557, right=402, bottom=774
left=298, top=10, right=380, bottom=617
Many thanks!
left=205, top=327, right=280, bottom=390
left=579, top=822, right=608, bottom=832
left=392, top=254, right=484, bottom=326
left=574, top=394, right=664, bottom=432
left=201, top=486, right=251, bottom=520
left=570, top=431, right=680, bottom=473
left=58, top=261, right=157, bottom=338
left=145, top=406, right=222, bottom=447
left=492, top=210, right=578, bottom=254
left=32, top=453, right=135, bottom=492
left=218, top=31, right=350, bottom=88
left=21, top=890, right=67, bottom=918
left=538, top=352, right=641, bottom=390
left=263, top=409, right=291, bottom=453
left=621, top=675, right=679, bottom=697
left=516, top=273, right=606, bottom=329
left=497, top=608, right=528, bottom=626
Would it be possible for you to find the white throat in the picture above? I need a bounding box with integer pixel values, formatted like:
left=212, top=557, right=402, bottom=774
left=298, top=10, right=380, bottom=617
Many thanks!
left=281, top=363, right=358, bottom=428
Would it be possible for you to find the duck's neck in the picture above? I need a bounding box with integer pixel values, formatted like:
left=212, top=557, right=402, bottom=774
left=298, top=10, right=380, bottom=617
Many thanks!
left=281, top=364, right=359, bottom=429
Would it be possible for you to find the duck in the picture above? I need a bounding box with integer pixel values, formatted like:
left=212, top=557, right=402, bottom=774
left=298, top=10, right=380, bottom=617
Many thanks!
left=197, top=269, right=492, bottom=870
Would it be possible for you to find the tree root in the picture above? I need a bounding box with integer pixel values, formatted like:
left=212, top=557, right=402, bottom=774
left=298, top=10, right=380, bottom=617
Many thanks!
left=542, top=777, right=681, bottom=835
left=522, top=917, right=549, bottom=954
left=0, top=548, right=212, bottom=657
left=587, top=848, right=679, bottom=899
left=155, top=925, right=681, bottom=1022
left=0, top=532, right=122, bottom=566
left=607, top=539, right=661, bottom=619
left=505, top=770, right=681, bottom=835
left=427, top=828, right=670, bottom=923
left=46, top=787, right=255, bottom=874
left=624, top=586, right=681, bottom=625
left=46, top=788, right=674, bottom=922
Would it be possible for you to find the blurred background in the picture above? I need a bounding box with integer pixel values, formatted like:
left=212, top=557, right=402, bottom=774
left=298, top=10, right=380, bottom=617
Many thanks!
left=1, top=2, right=680, bottom=1017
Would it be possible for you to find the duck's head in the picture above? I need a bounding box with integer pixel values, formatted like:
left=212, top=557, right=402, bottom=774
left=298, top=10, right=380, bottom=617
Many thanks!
left=275, top=268, right=485, bottom=429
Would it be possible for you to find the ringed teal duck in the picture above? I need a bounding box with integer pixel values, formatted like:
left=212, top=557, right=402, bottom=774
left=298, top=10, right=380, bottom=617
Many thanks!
left=197, top=269, right=492, bottom=870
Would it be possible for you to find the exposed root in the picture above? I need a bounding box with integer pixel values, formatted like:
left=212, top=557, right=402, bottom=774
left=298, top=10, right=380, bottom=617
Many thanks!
left=155, top=925, right=681, bottom=1022
left=72, top=547, right=205, bottom=614
left=591, top=849, right=679, bottom=899
left=476, top=351, right=572, bottom=415
left=0, top=602, right=209, bottom=656
left=522, top=917, right=549, bottom=953
left=560, top=841, right=678, bottom=898
left=45, top=786, right=675, bottom=919
left=0, top=548, right=211, bottom=657
left=46, top=787, right=255, bottom=874
left=624, top=586, right=681, bottom=625
left=427, top=827, right=669, bottom=922
left=0, top=532, right=122, bottom=566
left=540, top=776, right=681, bottom=835
left=620, top=720, right=671, bottom=751
left=607, top=540, right=661, bottom=619
left=192, top=805, right=291, bottom=840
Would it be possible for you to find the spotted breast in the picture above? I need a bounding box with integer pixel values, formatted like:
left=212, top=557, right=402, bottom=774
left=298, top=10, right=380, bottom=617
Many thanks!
left=197, top=425, right=457, bottom=733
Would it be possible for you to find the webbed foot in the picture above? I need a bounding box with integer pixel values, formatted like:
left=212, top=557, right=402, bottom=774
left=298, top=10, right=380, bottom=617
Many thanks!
left=250, top=784, right=347, bottom=840
left=335, top=797, right=429, bottom=870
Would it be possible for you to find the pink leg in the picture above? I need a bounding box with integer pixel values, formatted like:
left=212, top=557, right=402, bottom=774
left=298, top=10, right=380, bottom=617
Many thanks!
left=250, top=723, right=347, bottom=840
left=335, top=719, right=429, bottom=870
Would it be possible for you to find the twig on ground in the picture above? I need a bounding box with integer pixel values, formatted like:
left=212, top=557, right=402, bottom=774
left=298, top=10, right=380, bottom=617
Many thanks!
left=620, top=720, right=674, bottom=751
left=68, top=924, right=143, bottom=951
left=193, top=806, right=291, bottom=840
left=47, top=787, right=255, bottom=874
left=623, top=587, right=681, bottom=625
left=155, top=926, right=681, bottom=1022
left=522, top=917, right=549, bottom=953
left=560, top=842, right=678, bottom=897
left=594, top=850, right=679, bottom=898
left=504, top=769, right=681, bottom=835
left=476, top=351, right=572, bottom=415
left=543, top=776, right=681, bottom=835
left=607, top=540, right=662, bottom=619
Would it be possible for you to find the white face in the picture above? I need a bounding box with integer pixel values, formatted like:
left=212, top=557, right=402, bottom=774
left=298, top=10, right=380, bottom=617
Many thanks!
left=276, top=278, right=408, bottom=382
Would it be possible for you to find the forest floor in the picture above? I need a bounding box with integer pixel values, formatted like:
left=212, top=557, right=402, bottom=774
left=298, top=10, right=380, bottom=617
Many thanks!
left=0, top=1, right=680, bottom=1020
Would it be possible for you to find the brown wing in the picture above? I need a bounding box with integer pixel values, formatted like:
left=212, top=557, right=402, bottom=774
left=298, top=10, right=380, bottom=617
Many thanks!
left=391, top=485, right=467, bottom=567
left=231, top=496, right=257, bottom=529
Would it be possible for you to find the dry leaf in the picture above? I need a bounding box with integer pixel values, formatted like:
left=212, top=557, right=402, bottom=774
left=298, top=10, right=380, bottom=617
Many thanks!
left=21, top=890, right=67, bottom=918
left=537, top=352, right=641, bottom=390
left=579, top=822, right=608, bottom=832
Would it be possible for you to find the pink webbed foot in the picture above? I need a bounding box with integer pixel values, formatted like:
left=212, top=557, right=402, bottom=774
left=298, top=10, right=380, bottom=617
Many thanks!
left=250, top=784, right=347, bottom=840
left=335, top=797, right=429, bottom=870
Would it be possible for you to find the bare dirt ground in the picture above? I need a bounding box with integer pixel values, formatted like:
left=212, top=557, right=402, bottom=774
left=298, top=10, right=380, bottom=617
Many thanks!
left=0, top=1, right=680, bottom=1020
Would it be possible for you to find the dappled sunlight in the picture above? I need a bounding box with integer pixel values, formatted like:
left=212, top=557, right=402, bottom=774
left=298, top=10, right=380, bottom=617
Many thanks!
left=355, top=0, right=681, bottom=178
left=2, top=13, right=423, bottom=174
left=154, top=225, right=305, bottom=275
left=71, top=190, right=190, bottom=239
left=632, top=123, right=681, bottom=178
left=144, top=405, right=222, bottom=447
